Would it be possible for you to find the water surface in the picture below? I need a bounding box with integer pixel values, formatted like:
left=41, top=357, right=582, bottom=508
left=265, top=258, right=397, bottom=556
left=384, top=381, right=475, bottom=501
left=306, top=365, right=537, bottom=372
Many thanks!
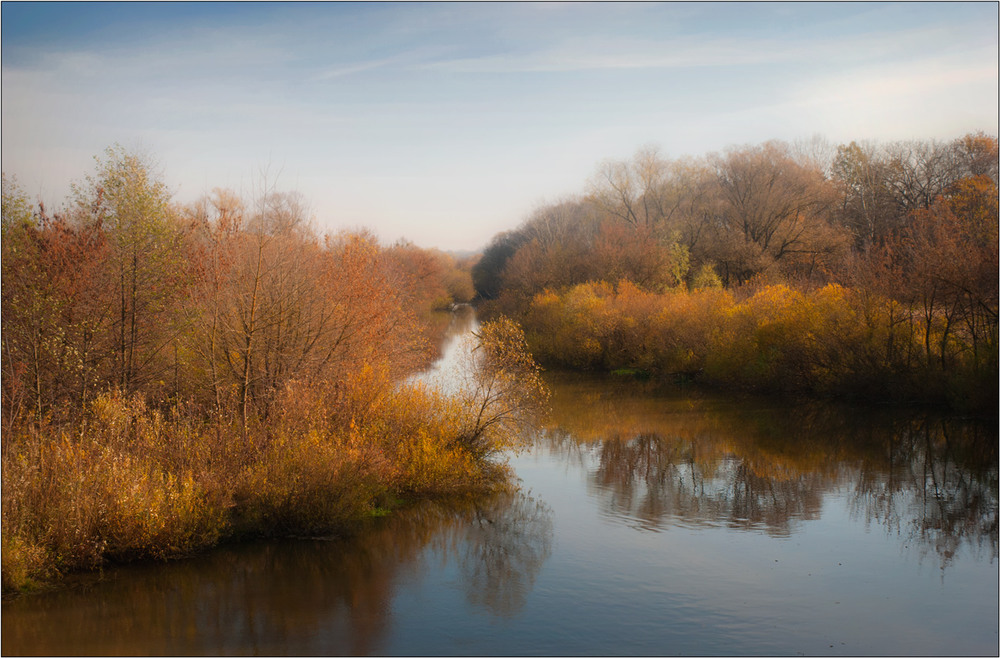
left=3, top=309, right=997, bottom=656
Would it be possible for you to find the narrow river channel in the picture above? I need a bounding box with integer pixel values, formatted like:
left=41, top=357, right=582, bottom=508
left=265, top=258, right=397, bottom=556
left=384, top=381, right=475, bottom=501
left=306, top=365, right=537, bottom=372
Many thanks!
left=3, top=306, right=998, bottom=656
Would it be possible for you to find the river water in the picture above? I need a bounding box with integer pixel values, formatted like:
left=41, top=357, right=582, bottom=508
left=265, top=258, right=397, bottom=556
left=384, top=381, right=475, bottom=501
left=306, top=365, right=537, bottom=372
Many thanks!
left=3, top=306, right=998, bottom=655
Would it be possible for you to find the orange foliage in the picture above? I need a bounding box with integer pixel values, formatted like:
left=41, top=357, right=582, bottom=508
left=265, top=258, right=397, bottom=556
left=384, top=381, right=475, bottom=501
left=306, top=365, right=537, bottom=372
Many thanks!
left=1, top=150, right=545, bottom=592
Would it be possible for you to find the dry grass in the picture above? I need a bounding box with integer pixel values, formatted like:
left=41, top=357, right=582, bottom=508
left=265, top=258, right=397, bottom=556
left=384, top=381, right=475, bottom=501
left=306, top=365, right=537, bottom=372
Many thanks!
left=2, top=367, right=519, bottom=592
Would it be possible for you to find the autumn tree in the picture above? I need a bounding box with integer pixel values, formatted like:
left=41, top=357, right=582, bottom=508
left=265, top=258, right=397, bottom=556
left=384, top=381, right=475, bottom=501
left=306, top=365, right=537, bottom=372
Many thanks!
left=241, top=192, right=326, bottom=416
left=881, top=139, right=961, bottom=212
left=649, top=156, right=722, bottom=266
left=707, top=141, right=845, bottom=285
left=1, top=176, right=112, bottom=425
left=901, top=175, right=998, bottom=375
left=472, top=230, right=530, bottom=301
left=588, top=145, right=674, bottom=229
left=387, top=241, right=453, bottom=313
left=316, top=230, right=429, bottom=380
left=832, top=134, right=997, bottom=251
left=193, top=183, right=430, bottom=429
left=586, top=148, right=715, bottom=284
left=209, top=187, right=316, bottom=426
left=455, top=317, right=549, bottom=459
left=443, top=253, right=477, bottom=305
left=72, top=145, right=191, bottom=397
left=832, top=141, right=902, bottom=249
left=589, top=221, right=689, bottom=290
left=498, top=200, right=598, bottom=303
left=951, top=132, right=998, bottom=186
left=185, top=188, right=246, bottom=411
left=1, top=176, right=42, bottom=425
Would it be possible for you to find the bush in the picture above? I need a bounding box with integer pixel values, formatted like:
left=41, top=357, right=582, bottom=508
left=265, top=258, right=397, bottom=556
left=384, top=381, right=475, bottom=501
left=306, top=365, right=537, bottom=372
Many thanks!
left=2, top=337, right=551, bottom=592
left=516, top=280, right=995, bottom=411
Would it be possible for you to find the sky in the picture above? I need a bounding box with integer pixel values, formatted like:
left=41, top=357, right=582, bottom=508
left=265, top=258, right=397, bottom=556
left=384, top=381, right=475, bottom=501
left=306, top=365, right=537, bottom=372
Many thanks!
left=2, top=2, right=997, bottom=252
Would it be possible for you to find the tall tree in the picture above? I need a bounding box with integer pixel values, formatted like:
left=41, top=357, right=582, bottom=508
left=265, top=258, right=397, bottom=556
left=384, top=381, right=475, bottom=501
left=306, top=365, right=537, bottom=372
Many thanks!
left=186, top=187, right=246, bottom=411
left=73, top=145, right=190, bottom=396
left=708, top=141, right=844, bottom=285
left=199, top=186, right=429, bottom=427
left=588, top=146, right=673, bottom=229
left=2, top=176, right=112, bottom=425
left=832, top=141, right=901, bottom=249
left=902, top=174, right=998, bottom=373
left=472, top=230, right=530, bottom=301
left=882, top=139, right=960, bottom=213
left=952, top=132, right=999, bottom=184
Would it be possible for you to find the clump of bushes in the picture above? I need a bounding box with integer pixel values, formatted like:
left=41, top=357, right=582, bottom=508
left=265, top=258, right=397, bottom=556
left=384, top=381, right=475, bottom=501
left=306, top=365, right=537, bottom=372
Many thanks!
left=473, top=134, right=997, bottom=413
left=2, top=319, right=547, bottom=593
left=518, top=281, right=996, bottom=410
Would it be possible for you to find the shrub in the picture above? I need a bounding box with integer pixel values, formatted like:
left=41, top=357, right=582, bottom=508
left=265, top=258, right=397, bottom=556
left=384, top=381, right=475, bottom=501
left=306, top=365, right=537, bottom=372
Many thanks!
left=516, top=279, right=993, bottom=410
left=2, top=359, right=547, bottom=591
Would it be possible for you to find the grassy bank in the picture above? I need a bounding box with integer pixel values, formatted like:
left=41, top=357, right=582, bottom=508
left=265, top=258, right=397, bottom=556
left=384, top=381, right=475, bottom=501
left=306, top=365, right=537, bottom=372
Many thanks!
left=1, top=362, right=530, bottom=594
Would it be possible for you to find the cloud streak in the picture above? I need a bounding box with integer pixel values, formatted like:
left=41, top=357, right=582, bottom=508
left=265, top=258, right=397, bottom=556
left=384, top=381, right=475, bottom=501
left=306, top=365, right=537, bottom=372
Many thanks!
left=421, top=25, right=989, bottom=74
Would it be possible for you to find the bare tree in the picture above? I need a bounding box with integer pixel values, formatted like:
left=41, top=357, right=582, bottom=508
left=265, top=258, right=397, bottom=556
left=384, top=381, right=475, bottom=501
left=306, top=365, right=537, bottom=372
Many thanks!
left=707, top=141, right=845, bottom=284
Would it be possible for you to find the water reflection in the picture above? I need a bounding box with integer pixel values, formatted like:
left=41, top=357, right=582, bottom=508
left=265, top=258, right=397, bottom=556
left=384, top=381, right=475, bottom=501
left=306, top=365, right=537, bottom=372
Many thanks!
left=586, top=433, right=825, bottom=536
left=460, top=490, right=553, bottom=618
left=542, top=373, right=998, bottom=568
left=850, top=416, right=999, bottom=569
left=410, top=304, right=479, bottom=394
left=1, top=489, right=553, bottom=656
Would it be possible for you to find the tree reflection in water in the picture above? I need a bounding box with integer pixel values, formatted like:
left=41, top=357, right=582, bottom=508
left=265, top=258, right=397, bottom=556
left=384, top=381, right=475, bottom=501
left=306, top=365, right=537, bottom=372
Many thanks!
left=850, top=416, right=998, bottom=569
left=590, top=433, right=826, bottom=536
left=0, top=489, right=553, bottom=656
left=460, top=490, right=553, bottom=617
left=542, top=373, right=997, bottom=569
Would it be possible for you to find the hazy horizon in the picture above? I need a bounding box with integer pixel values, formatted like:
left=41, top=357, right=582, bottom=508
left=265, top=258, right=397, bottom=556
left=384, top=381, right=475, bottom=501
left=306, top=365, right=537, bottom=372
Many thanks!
left=3, top=1, right=997, bottom=251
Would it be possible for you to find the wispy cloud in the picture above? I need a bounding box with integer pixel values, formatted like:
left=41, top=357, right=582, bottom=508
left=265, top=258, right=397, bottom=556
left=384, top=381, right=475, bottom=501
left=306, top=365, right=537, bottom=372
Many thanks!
left=421, top=25, right=989, bottom=74
left=310, top=45, right=449, bottom=81
left=313, top=56, right=401, bottom=80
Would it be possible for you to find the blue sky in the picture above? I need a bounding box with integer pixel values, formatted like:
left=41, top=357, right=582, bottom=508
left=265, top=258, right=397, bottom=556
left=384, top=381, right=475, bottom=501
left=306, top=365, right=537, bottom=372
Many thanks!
left=2, top=2, right=997, bottom=251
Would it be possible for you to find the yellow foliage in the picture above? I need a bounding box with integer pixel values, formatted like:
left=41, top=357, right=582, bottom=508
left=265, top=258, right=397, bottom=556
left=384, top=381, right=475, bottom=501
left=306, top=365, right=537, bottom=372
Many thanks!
left=519, top=279, right=963, bottom=401
left=2, top=360, right=526, bottom=591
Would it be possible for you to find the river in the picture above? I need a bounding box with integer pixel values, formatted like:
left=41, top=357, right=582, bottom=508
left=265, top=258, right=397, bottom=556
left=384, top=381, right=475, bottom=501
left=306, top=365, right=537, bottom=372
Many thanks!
left=3, top=306, right=997, bottom=655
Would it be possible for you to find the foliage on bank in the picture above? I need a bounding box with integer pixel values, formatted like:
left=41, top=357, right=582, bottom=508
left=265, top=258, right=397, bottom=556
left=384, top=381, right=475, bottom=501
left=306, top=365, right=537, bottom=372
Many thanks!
left=474, top=133, right=998, bottom=412
left=520, top=281, right=996, bottom=410
left=2, top=370, right=469, bottom=591
left=1, top=148, right=542, bottom=593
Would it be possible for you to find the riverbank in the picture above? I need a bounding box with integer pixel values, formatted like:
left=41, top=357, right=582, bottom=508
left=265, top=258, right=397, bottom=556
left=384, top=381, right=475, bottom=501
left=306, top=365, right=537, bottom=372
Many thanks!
left=2, top=317, right=548, bottom=595
left=4, top=372, right=995, bottom=656
left=487, top=282, right=998, bottom=415
left=1, top=370, right=497, bottom=594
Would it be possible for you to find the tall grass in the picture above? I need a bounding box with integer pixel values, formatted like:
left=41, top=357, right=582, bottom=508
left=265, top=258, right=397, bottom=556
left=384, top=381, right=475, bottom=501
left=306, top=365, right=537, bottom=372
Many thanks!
left=2, top=365, right=517, bottom=593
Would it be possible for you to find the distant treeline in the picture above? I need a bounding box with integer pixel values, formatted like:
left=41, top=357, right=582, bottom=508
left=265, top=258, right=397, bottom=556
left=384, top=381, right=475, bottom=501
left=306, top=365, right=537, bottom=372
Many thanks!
left=1, top=146, right=546, bottom=592
left=474, top=134, right=998, bottom=411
